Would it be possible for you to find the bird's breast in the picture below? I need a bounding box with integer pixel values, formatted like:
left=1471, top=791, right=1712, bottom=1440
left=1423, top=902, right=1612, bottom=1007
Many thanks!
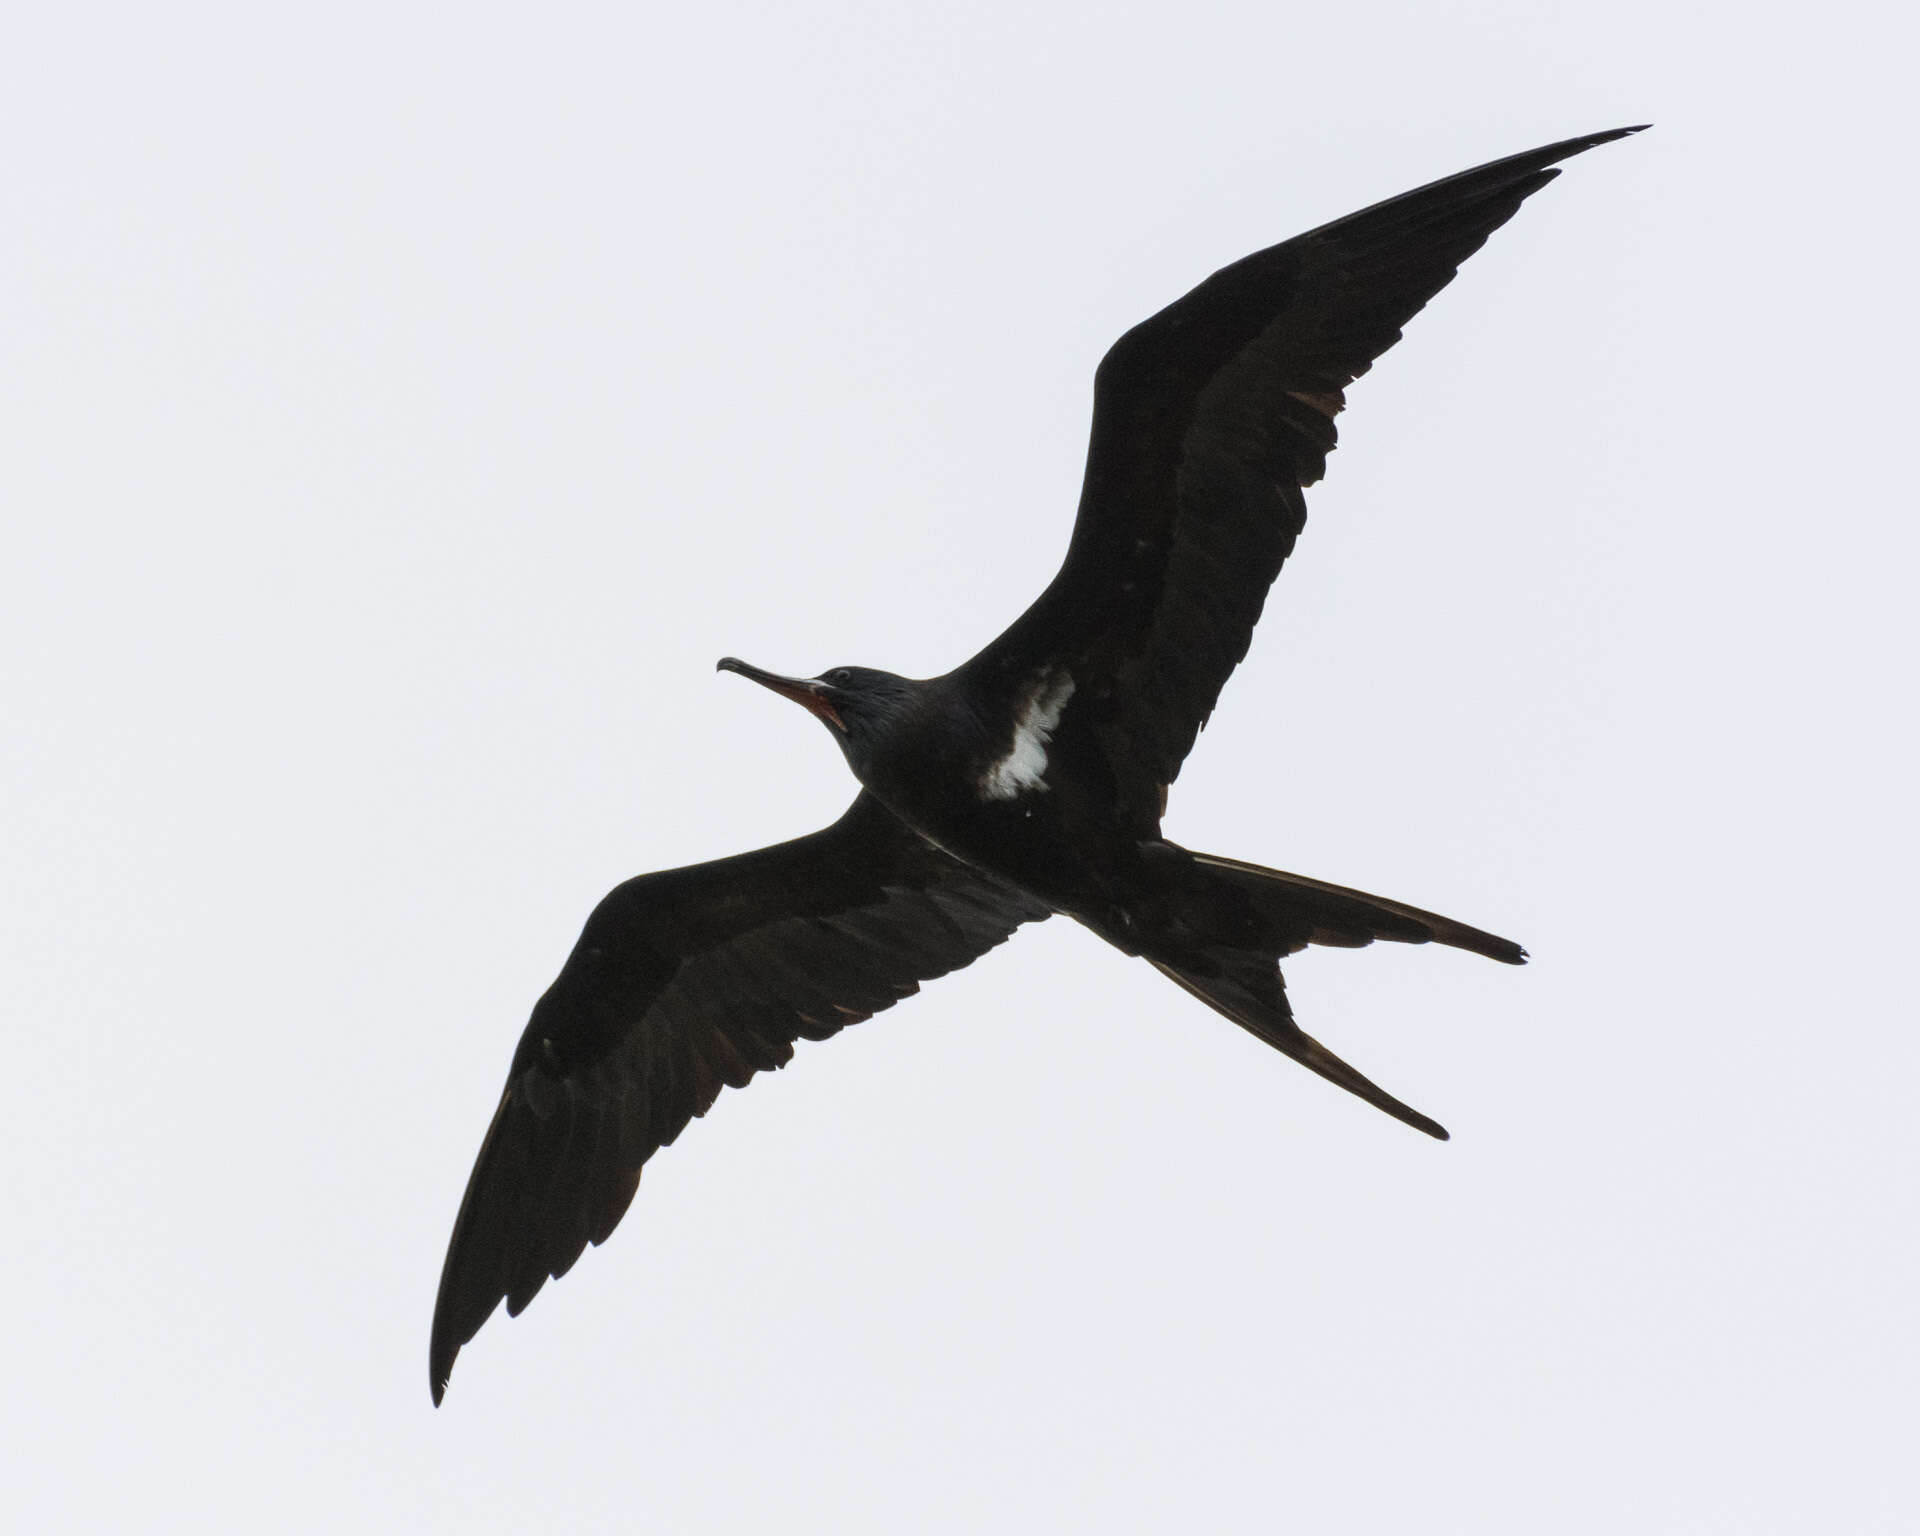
left=857, top=670, right=1133, bottom=923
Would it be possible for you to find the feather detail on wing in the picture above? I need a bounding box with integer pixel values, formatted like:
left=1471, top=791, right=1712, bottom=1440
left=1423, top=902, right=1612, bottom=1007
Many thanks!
left=429, top=792, right=1048, bottom=1403
left=963, top=128, right=1644, bottom=813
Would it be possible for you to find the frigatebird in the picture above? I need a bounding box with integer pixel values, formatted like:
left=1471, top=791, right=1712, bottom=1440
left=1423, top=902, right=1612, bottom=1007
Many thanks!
left=430, top=126, right=1643, bottom=1403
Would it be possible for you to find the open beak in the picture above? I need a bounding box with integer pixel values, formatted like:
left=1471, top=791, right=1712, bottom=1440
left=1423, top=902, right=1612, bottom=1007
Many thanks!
left=716, top=657, right=845, bottom=731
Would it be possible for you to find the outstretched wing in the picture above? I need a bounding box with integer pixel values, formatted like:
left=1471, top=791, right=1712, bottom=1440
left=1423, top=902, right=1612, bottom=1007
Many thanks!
left=429, top=792, right=1049, bottom=1403
left=961, top=127, right=1644, bottom=815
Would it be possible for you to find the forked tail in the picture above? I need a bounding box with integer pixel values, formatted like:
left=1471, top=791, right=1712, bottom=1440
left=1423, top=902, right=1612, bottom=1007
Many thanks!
left=1137, top=844, right=1527, bottom=1137
left=1150, top=954, right=1451, bottom=1139
left=1180, top=848, right=1527, bottom=965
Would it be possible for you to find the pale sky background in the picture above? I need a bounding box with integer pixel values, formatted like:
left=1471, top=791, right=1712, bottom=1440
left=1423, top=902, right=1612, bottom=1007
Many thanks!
left=6, top=2, right=1916, bottom=1531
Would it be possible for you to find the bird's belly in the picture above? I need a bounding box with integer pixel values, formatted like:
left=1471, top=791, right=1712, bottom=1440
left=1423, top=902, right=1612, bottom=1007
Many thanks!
left=877, top=779, right=1136, bottom=934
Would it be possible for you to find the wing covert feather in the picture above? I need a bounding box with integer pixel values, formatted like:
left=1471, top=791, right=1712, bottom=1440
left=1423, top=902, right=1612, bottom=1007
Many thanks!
left=963, top=128, right=1643, bottom=804
left=430, top=792, right=1048, bottom=1402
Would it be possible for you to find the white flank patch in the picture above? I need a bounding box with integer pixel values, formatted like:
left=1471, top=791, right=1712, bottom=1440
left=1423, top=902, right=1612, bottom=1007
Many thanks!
left=979, top=670, right=1074, bottom=801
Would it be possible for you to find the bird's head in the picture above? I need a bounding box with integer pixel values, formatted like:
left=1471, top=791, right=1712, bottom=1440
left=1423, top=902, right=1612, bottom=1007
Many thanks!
left=716, top=657, right=919, bottom=779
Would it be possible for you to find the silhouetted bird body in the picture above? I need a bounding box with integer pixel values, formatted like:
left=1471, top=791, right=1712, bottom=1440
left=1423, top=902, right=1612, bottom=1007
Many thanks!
left=431, top=126, right=1645, bottom=1404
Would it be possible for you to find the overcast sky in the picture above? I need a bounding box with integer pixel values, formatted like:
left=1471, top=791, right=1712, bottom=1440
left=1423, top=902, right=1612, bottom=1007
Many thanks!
left=6, top=2, right=1915, bottom=1531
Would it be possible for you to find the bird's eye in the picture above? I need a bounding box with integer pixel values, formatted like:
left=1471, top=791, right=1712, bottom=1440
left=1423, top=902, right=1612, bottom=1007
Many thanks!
left=826, top=668, right=853, bottom=686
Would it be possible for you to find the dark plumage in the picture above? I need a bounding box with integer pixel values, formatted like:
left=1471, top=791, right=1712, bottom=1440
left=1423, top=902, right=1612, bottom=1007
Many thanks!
left=431, top=126, right=1645, bottom=1404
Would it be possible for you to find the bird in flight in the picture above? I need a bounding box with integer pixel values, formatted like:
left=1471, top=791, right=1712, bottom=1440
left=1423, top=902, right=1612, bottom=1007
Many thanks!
left=430, top=126, right=1645, bottom=1404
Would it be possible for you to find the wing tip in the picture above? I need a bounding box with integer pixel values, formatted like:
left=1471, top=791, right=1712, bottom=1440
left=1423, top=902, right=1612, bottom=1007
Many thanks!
left=430, top=1346, right=455, bottom=1407
left=1480, top=937, right=1528, bottom=966
left=1553, top=123, right=1652, bottom=158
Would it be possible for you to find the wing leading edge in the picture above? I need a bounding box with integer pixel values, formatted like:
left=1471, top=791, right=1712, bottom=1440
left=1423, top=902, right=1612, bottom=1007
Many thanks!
left=963, top=127, right=1646, bottom=812
left=430, top=792, right=1048, bottom=1403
